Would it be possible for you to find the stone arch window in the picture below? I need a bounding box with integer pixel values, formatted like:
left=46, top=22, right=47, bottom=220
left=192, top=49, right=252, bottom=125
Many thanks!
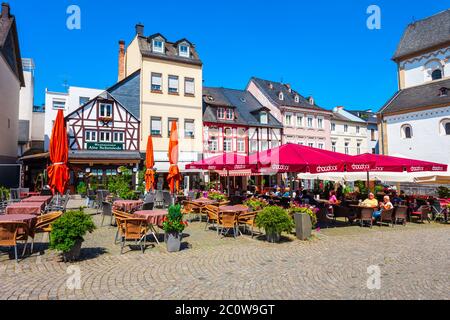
left=440, top=119, right=450, bottom=136
left=424, top=59, right=443, bottom=82
left=401, top=124, right=412, bottom=139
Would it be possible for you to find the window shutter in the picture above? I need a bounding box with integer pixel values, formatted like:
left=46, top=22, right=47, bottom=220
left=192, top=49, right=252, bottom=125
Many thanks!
left=169, top=76, right=179, bottom=90
left=185, top=78, right=195, bottom=94
left=152, top=74, right=162, bottom=85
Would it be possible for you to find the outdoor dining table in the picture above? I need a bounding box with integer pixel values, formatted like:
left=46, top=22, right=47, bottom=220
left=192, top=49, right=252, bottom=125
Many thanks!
left=133, top=210, right=167, bottom=245
left=191, top=198, right=217, bottom=206
left=0, top=213, right=37, bottom=230
left=113, top=200, right=144, bottom=212
left=219, top=205, right=248, bottom=213
left=5, top=202, right=45, bottom=215
left=20, top=192, right=40, bottom=198
left=22, top=195, right=53, bottom=204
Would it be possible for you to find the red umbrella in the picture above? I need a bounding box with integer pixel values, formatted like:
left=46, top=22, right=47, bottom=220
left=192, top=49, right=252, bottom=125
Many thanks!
left=352, top=153, right=448, bottom=173
left=248, top=143, right=374, bottom=174
left=167, top=121, right=181, bottom=194
left=144, top=135, right=155, bottom=192
left=47, top=109, right=70, bottom=195
left=186, top=153, right=257, bottom=171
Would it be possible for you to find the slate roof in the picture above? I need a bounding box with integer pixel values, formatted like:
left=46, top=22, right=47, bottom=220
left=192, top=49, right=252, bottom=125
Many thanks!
left=249, top=77, right=327, bottom=111
left=0, top=3, right=24, bottom=86
left=348, top=110, right=378, bottom=124
left=379, top=78, right=450, bottom=115
left=137, top=34, right=202, bottom=66
left=392, top=9, right=450, bottom=61
left=203, top=87, right=283, bottom=128
left=107, top=70, right=141, bottom=119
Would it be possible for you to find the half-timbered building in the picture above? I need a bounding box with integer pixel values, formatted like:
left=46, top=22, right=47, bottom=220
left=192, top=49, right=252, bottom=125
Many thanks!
left=65, top=90, right=141, bottom=187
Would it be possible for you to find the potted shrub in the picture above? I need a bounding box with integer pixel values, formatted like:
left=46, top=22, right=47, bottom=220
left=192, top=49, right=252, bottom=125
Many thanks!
left=49, top=209, right=96, bottom=262
left=243, top=197, right=269, bottom=211
left=76, top=181, right=87, bottom=198
left=255, top=206, right=294, bottom=243
left=289, top=204, right=318, bottom=227
left=162, top=204, right=188, bottom=252
left=208, top=191, right=227, bottom=203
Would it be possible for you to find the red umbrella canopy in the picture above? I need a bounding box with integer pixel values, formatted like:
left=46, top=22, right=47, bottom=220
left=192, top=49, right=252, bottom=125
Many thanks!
left=352, top=153, right=448, bottom=173
left=145, top=135, right=155, bottom=192
left=47, top=109, right=70, bottom=195
left=186, top=153, right=257, bottom=171
left=167, top=121, right=181, bottom=193
left=248, top=143, right=374, bottom=174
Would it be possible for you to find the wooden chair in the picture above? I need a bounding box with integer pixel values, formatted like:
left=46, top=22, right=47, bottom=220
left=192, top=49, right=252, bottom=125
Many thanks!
left=30, top=211, right=63, bottom=254
left=112, top=209, right=134, bottom=244
left=360, top=207, right=374, bottom=228
left=237, top=210, right=260, bottom=238
left=204, top=205, right=219, bottom=232
left=217, top=211, right=238, bottom=238
left=378, top=208, right=394, bottom=227
left=394, top=205, right=408, bottom=225
left=0, top=221, right=29, bottom=262
left=410, top=205, right=431, bottom=223
left=119, top=217, right=148, bottom=254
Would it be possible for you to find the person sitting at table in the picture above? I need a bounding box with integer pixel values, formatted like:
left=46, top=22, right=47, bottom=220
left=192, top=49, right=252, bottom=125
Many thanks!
left=274, top=187, right=282, bottom=197
left=328, top=191, right=338, bottom=204
left=282, top=187, right=291, bottom=198
left=373, top=195, right=393, bottom=219
left=391, top=192, right=402, bottom=205
left=361, top=193, right=378, bottom=208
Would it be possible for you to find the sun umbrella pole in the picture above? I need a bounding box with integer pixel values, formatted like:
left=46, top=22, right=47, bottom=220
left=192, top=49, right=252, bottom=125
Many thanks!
left=366, top=170, right=370, bottom=196
left=227, top=169, right=230, bottom=197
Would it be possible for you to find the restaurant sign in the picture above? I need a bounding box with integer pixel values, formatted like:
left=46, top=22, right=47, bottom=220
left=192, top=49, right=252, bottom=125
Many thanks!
left=86, top=142, right=124, bottom=151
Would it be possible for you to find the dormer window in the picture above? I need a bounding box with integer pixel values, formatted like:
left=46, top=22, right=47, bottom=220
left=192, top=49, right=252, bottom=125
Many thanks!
left=226, top=108, right=234, bottom=120
left=294, top=95, right=300, bottom=103
left=308, top=96, right=315, bottom=105
left=179, top=44, right=190, bottom=58
left=439, top=87, right=448, bottom=97
left=152, top=39, right=164, bottom=53
left=432, top=69, right=443, bottom=81
left=260, top=111, right=268, bottom=124
left=279, top=92, right=284, bottom=101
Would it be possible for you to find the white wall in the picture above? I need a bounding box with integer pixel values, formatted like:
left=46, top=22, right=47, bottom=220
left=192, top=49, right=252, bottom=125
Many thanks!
left=31, top=111, right=44, bottom=141
left=330, top=120, right=368, bottom=155
left=401, top=46, right=450, bottom=88
left=385, top=106, right=450, bottom=165
left=44, top=86, right=103, bottom=150
left=0, top=56, right=21, bottom=163
left=19, top=70, right=34, bottom=134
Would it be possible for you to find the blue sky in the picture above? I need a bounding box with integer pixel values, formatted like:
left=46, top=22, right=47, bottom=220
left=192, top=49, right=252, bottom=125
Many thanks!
left=9, top=0, right=450, bottom=110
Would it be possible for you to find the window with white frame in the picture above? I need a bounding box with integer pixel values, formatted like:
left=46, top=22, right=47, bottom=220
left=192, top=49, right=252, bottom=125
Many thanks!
left=168, top=118, right=178, bottom=137
left=440, top=119, right=450, bottom=136
left=344, top=124, right=348, bottom=133
left=85, top=130, right=97, bottom=142
left=99, top=131, right=111, bottom=142
left=53, top=100, right=66, bottom=110
left=151, top=73, right=162, bottom=92
left=99, top=103, right=112, bottom=118
left=307, top=117, right=313, bottom=128
left=344, top=142, right=349, bottom=154
left=150, top=117, right=162, bottom=136
left=317, top=117, right=323, bottom=129
left=168, top=75, right=179, bottom=94
left=298, top=141, right=304, bottom=146
left=331, top=141, right=336, bottom=152
left=331, top=122, right=336, bottom=131
left=357, top=142, right=361, bottom=155
left=401, top=124, right=412, bottom=139
left=250, top=140, right=258, bottom=153
left=79, top=96, right=89, bottom=106
left=317, top=143, right=324, bottom=149
left=217, top=108, right=225, bottom=119
left=113, top=132, right=124, bottom=143
left=296, top=115, right=303, bottom=127
left=261, top=140, right=269, bottom=151
left=208, top=136, right=218, bottom=152
left=308, top=142, right=314, bottom=148
left=237, top=138, right=245, bottom=153
left=285, top=114, right=292, bottom=126
left=260, top=111, right=268, bottom=124
left=279, top=92, right=284, bottom=100
left=271, top=140, right=279, bottom=148
left=179, top=44, right=189, bottom=57
left=152, top=39, right=164, bottom=53
left=224, top=128, right=232, bottom=137
left=184, top=119, right=195, bottom=138
left=356, top=126, right=360, bottom=134
left=223, top=138, right=232, bottom=152
left=184, top=78, right=195, bottom=96
left=294, top=95, right=299, bottom=103
left=226, top=109, right=234, bottom=120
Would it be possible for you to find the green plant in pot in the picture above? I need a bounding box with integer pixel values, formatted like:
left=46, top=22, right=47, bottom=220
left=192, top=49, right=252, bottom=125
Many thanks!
left=162, top=204, right=188, bottom=252
left=76, top=181, right=87, bottom=197
left=243, top=197, right=268, bottom=211
left=289, top=204, right=318, bottom=227
left=255, top=206, right=294, bottom=243
left=49, top=210, right=96, bottom=262
left=208, top=191, right=227, bottom=202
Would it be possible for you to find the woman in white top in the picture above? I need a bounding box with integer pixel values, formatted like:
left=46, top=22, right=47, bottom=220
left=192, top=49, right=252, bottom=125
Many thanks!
left=373, top=195, right=393, bottom=219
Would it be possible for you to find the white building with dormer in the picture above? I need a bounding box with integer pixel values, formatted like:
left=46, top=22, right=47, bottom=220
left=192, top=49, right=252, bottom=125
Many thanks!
left=379, top=9, right=450, bottom=166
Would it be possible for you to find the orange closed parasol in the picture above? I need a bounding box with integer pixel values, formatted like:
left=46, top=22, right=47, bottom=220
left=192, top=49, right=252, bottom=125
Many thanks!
left=145, top=135, right=155, bottom=192
left=47, top=109, right=70, bottom=195
left=167, top=121, right=181, bottom=194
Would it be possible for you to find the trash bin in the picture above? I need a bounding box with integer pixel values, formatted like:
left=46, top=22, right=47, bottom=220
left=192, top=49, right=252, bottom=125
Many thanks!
left=294, top=213, right=312, bottom=240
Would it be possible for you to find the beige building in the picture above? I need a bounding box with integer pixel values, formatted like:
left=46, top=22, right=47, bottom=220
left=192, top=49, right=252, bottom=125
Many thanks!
left=0, top=3, right=24, bottom=164
left=121, top=24, right=203, bottom=172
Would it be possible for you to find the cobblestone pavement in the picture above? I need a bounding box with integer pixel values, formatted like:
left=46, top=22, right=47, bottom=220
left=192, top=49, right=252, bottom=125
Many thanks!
left=0, top=199, right=448, bottom=300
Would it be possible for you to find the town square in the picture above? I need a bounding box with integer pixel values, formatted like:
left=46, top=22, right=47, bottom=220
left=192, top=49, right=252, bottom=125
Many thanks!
left=0, top=0, right=449, bottom=303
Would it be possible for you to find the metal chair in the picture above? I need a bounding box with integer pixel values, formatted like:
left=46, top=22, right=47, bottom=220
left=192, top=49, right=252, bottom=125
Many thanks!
left=9, top=188, right=21, bottom=203
left=101, top=201, right=113, bottom=226
left=204, top=205, right=219, bottom=232
left=154, top=191, right=164, bottom=208
left=410, top=205, right=431, bottom=223
left=142, top=202, right=154, bottom=210
left=360, top=207, right=374, bottom=228
left=0, top=221, right=29, bottom=262
left=394, top=205, right=408, bottom=225
left=217, top=211, right=238, bottom=238
left=162, top=191, right=173, bottom=208
left=378, top=208, right=394, bottom=227
left=118, top=217, right=148, bottom=254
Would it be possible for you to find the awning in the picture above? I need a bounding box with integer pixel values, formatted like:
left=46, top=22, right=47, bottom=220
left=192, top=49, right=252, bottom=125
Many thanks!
left=215, top=169, right=253, bottom=177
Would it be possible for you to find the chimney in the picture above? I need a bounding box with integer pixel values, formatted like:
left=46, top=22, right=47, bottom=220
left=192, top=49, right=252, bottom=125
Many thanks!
left=135, top=23, right=144, bottom=36
left=1, top=3, right=10, bottom=18
left=118, top=40, right=125, bottom=82
left=285, top=83, right=291, bottom=92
